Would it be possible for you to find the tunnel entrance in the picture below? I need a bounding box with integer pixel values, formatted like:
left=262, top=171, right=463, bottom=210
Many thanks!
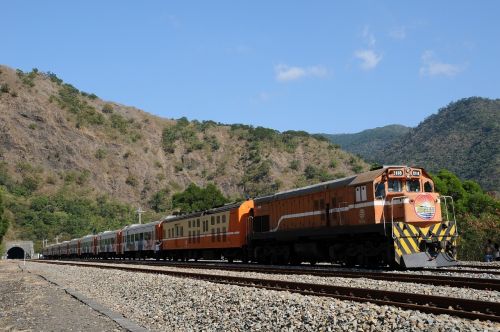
left=7, top=246, right=25, bottom=259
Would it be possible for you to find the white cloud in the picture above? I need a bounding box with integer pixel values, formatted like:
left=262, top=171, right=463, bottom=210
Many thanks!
left=354, top=49, right=382, bottom=70
left=389, top=26, right=406, bottom=40
left=274, top=64, right=328, bottom=82
left=362, top=25, right=376, bottom=47
left=419, top=50, right=462, bottom=77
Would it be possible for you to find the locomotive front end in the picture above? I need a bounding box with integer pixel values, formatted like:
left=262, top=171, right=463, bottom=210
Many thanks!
left=384, top=167, right=458, bottom=268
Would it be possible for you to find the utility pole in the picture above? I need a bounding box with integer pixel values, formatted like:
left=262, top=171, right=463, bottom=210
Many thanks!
left=55, top=236, right=59, bottom=244
left=136, top=207, right=145, bottom=224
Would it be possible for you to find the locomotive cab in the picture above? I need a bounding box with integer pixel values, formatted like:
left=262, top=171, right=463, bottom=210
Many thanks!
left=377, top=167, right=458, bottom=268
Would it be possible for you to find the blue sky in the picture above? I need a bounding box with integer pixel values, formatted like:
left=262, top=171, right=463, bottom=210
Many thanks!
left=3, top=1, right=499, bottom=133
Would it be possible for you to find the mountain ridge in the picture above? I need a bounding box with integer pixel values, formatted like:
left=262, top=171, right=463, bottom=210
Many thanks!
left=323, top=97, right=500, bottom=191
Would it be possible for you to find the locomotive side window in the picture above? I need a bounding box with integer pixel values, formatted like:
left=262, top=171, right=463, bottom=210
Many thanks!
left=407, top=179, right=421, bottom=192
left=375, top=182, right=386, bottom=199
left=424, top=181, right=433, bottom=192
left=388, top=180, right=402, bottom=192
left=355, top=186, right=367, bottom=202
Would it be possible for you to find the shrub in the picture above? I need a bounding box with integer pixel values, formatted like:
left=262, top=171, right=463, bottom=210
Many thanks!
left=110, top=113, right=128, bottom=133
left=47, top=71, right=63, bottom=85
left=95, top=148, right=106, bottom=160
left=16, top=69, right=37, bottom=87
left=0, top=84, right=9, bottom=93
left=102, top=103, right=114, bottom=114
left=289, top=160, right=300, bottom=171
left=29, top=124, right=37, bottom=130
left=304, top=165, right=317, bottom=180
left=329, top=159, right=338, bottom=169
left=125, top=175, right=138, bottom=187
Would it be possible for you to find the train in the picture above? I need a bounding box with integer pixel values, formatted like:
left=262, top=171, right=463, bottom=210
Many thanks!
left=42, top=166, right=458, bottom=268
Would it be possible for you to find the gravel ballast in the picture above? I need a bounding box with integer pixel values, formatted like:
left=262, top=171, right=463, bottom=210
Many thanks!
left=29, top=262, right=498, bottom=331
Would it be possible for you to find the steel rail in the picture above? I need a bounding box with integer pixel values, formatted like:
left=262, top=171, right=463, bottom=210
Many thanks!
left=40, top=259, right=500, bottom=291
left=34, top=260, right=500, bottom=322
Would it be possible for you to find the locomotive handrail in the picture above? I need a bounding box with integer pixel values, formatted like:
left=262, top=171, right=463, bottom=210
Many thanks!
left=338, top=202, right=348, bottom=225
left=390, top=195, right=408, bottom=239
left=439, top=195, right=458, bottom=236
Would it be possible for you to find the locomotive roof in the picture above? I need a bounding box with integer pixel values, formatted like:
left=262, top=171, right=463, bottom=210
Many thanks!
left=254, top=167, right=389, bottom=203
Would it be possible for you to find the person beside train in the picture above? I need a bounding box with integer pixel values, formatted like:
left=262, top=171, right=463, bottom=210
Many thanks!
left=494, top=243, right=500, bottom=261
left=484, top=239, right=495, bottom=262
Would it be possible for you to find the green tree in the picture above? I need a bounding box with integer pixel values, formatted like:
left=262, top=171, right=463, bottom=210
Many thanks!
left=172, top=183, right=228, bottom=213
left=148, top=189, right=172, bottom=213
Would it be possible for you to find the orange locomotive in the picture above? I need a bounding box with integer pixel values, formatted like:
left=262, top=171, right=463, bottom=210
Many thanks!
left=249, top=166, right=457, bottom=268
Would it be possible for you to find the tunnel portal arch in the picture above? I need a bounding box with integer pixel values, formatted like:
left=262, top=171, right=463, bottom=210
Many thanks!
left=4, top=241, right=34, bottom=259
left=7, top=246, right=25, bottom=259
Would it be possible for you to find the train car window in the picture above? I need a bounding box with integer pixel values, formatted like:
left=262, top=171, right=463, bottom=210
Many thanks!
left=181, top=226, right=184, bottom=236
left=197, top=219, right=200, bottom=227
left=211, top=216, right=215, bottom=225
left=406, top=179, right=421, bottom=192
left=388, top=180, right=403, bottom=192
left=188, top=220, right=191, bottom=228
left=217, top=216, right=220, bottom=224
left=424, top=181, right=433, bottom=192
left=222, top=215, right=226, bottom=223
left=140, top=233, right=144, bottom=241
left=375, top=182, right=386, bottom=199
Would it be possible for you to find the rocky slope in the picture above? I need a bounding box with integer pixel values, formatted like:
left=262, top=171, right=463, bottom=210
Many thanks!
left=0, top=65, right=368, bottom=207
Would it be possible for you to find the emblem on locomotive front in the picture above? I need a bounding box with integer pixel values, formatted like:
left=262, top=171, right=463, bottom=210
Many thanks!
left=414, top=194, right=436, bottom=220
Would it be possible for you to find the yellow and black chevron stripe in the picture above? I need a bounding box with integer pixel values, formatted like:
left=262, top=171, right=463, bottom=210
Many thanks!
left=392, top=221, right=457, bottom=264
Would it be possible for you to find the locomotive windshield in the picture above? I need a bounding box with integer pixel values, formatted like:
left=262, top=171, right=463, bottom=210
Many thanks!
left=388, top=179, right=403, bottom=192
left=406, top=179, right=421, bottom=192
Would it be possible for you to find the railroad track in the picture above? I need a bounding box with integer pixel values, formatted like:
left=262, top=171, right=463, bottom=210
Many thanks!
left=34, top=260, right=500, bottom=322
left=41, top=259, right=500, bottom=291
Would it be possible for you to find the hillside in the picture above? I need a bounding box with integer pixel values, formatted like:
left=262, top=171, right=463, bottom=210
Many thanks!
left=0, top=65, right=368, bottom=208
left=384, top=97, right=499, bottom=192
left=322, top=125, right=410, bottom=160
left=324, top=98, right=500, bottom=192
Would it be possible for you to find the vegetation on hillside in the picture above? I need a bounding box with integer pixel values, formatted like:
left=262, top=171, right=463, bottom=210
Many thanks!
left=323, top=124, right=410, bottom=160
left=171, top=183, right=229, bottom=214
left=325, top=98, right=499, bottom=192
left=0, top=191, right=8, bottom=244
left=432, top=169, right=500, bottom=260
